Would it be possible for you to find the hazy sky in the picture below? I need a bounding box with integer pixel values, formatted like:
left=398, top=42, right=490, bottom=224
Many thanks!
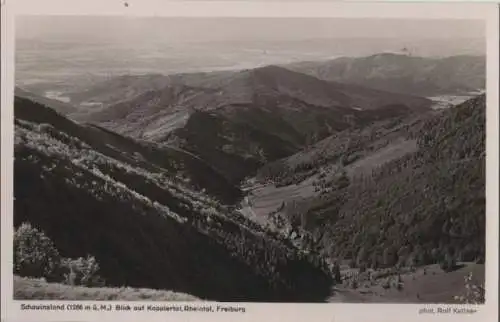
left=16, top=16, right=485, bottom=43
left=14, top=15, right=486, bottom=86
left=12, top=4, right=490, bottom=88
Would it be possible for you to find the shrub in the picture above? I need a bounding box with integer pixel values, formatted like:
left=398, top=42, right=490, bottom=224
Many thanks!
left=13, top=223, right=62, bottom=281
left=454, top=272, right=485, bottom=304
left=62, top=255, right=105, bottom=287
left=13, top=223, right=104, bottom=287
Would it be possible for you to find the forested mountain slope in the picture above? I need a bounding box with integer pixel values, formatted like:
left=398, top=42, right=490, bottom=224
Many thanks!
left=262, top=95, right=485, bottom=268
left=14, top=96, right=333, bottom=302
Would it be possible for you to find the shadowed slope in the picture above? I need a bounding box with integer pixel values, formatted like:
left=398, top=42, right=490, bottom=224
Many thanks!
left=14, top=96, right=333, bottom=302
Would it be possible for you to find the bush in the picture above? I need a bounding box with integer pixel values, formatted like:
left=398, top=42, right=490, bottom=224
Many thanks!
left=13, top=222, right=104, bottom=287
left=14, top=223, right=62, bottom=281
left=62, top=255, right=104, bottom=287
left=454, top=272, right=485, bottom=304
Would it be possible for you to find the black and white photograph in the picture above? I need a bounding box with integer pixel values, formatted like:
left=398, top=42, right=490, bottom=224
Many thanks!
left=2, top=1, right=498, bottom=318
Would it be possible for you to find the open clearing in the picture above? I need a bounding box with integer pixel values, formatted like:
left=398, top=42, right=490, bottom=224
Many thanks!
left=241, top=138, right=418, bottom=220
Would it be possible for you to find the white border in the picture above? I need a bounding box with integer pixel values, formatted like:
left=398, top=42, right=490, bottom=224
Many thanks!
left=1, top=1, right=498, bottom=322
left=7, top=0, right=498, bottom=18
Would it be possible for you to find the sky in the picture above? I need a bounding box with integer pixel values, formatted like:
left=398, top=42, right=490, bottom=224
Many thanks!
left=16, top=16, right=485, bottom=43
left=12, top=9, right=488, bottom=89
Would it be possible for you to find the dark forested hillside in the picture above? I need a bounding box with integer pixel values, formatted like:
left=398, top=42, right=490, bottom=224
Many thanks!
left=171, top=100, right=418, bottom=185
left=264, top=95, right=485, bottom=268
left=13, top=96, right=333, bottom=302
left=14, top=96, right=241, bottom=204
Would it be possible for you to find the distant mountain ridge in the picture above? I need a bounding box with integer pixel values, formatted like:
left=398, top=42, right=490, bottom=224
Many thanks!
left=66, top=64, right=433, bottom=114
left=20, top=54, right=482, bottom=185
left=68, top=65, right=431, bottom=184
left=284, top=54, right=485, bottom=96
left=79, top=65, right=432, bottom=134
left=18, top=63, right=436, bottom=185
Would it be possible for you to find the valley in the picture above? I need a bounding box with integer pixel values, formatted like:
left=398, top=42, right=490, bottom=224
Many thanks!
left=13, top=52, right=486, bottom=304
